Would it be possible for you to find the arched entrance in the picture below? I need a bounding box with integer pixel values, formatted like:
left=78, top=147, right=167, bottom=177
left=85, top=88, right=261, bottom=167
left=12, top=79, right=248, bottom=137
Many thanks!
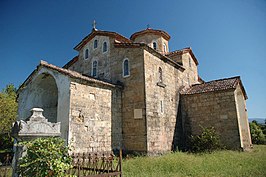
left=27, top=73, right=58, bottom=123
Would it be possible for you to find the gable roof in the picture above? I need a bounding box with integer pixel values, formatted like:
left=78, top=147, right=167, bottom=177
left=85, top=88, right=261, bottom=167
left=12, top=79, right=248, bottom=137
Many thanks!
left=63, top=55, right=78, bottom=69
left=181, top=76, right=248, bottom=99
left=74, top=29, right=131, bottom=51
left=130, top=28, right=171, bottom=41
left=18, top=61, right=120, bottom=93
left=166, top=47, right=199, bottom=65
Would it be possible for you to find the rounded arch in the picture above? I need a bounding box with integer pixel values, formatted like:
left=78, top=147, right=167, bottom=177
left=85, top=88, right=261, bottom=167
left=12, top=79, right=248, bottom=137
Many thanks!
left=26, top=72, right=58, bottom=123
left=122, top=58, right=130, bottom=77
left=152, top=40, right=157, bottom=50
left=91, top=58, right=98, bottom=77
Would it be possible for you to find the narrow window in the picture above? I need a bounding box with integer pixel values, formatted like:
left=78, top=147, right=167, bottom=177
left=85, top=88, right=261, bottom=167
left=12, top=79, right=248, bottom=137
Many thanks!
left=160, top=100, right=164, bottom=113
left=123, top=59, right=130, bottom=77
left=92, top=60, right=98, bottom=77
left=85, top=49, right=89, bottom=59
left=163, top=43, right=167, bottom=53
left=103, top=41, right=107, bottom=52
left=153, top=42, right=157, bottom=50
left=189, top=57, right=192, bottom=67
left=158, top=67, right=163, bottom=82
left=94, top=39, right=98, bottom=49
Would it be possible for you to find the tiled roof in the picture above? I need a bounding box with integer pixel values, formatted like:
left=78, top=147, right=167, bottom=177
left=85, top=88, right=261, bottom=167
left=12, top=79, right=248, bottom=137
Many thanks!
left=182, top=76, right=248, bottom=99
left=130, top=28, right=171, bottom=41
left=18, top=61, right=120, bottom=93
left=166, top=47, right=199, bottom=65
left=74, top=29, right=131, bottom=51
left=63, top=55, right=78, bottom=69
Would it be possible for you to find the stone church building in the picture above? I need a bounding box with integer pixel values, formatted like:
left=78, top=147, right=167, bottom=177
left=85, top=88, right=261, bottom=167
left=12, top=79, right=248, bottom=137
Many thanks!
left=17, top=26, right=252, bottom=154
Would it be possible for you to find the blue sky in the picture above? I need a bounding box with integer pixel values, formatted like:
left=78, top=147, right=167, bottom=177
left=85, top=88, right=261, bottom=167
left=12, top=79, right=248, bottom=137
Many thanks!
left=0, top=0, right=265, bottom=118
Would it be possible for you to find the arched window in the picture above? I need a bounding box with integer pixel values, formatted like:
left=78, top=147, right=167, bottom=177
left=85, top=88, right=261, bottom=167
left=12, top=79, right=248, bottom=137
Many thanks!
left=91, top=60, right=98, bottom=77
left=103, top=41, right=107, bottom=53
left=84, top=49, right=89, bottom=59
left=123, top=58, right=130, bottom=77
left=153, top=42, right=157, bottom=50
left=163, top=43, right=167, bottom=53
left=158, top=67, right=163, bottom=82
left=94, top=39, right=98, bottom=49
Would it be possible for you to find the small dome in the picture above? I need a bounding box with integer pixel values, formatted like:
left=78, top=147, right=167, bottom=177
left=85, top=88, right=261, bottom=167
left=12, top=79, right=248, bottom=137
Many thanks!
left=130, top=28, right=171, bottom=41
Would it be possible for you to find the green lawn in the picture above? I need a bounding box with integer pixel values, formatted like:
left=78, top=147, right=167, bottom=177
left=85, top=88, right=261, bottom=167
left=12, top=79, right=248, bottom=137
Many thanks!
left=123, top=145, right=266, bottom=177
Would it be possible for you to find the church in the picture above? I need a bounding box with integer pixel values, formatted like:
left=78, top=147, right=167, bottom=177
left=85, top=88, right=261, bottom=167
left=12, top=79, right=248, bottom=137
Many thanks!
left=17, top=24, right=252, bottom=154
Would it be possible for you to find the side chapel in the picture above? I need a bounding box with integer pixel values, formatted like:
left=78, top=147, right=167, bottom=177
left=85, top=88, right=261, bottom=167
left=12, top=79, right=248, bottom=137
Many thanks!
left=17, top=24, right=252, bottom=154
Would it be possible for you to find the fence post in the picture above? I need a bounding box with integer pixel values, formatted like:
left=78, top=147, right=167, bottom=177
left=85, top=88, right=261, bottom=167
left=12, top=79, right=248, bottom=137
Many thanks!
left=119, top=149, right=122, bottom=177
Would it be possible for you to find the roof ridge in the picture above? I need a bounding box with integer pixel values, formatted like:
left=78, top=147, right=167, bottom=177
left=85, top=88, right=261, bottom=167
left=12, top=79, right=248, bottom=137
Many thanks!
left=39, top=60, right=119, bottom=88
left=130, top=28, right=171, bottom=41
left=166, top=47, right=192, bottom=55
left=203, top=76, right=240, bottom=84
left=182, top=76, right=247, bottom=99
left=74, top=30, right=131, bottom=50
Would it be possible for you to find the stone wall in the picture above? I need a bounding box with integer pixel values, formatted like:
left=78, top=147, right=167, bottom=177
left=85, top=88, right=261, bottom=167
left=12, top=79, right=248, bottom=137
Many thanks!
left=179, top=53, right=199, bottom=87
left=68, top=81, right=122, bottom=153
left=17, top=67, right=71, bottom=141
left=143, top=50, right=183, bottom=154
left=69, top=36, right=148, bottom=152
left=69, top=35, right=111, bottom=81
left=110, top=47, right=147, bottom=152
left=181, top=89, right=242, bottom=149
left=234, top=85, right=252, bottom=150
left=133, top=34, right=169, bottom=54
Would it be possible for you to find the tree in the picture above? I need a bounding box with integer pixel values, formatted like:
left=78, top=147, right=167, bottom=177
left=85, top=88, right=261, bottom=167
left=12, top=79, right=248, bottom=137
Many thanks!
left=19, top=137, right=72, bottom=177
left=0, top=84, right=18, bottom=134
left=249, top=121, right=266, bottom=144
left=0, top=84, right=17, bottom=161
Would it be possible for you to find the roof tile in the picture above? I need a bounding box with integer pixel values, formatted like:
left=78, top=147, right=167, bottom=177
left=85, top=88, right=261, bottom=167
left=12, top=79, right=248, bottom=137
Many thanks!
left=182, top=76, right=247, bottom=99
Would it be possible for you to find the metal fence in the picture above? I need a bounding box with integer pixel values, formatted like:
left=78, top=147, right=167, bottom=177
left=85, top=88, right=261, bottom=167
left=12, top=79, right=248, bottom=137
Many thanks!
left=67, top=150, right=122, bottom=177
left=0, top=153, right=12, bottom=177
left=0, top=150, right=122, bottom=177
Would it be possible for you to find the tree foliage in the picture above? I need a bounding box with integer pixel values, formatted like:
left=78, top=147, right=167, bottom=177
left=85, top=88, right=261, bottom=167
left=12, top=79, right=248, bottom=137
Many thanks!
left=19, top=137, right=72, bottom=177
left=249, top=121, right=266, bottom=144
left=189, top=126, right=223, bottom=153
left=0, top=84, right=18, bottom=134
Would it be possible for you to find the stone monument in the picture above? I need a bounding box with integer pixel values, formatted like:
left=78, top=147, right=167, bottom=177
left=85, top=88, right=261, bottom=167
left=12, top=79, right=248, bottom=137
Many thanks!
left=11, top=108, right=61, bottom=177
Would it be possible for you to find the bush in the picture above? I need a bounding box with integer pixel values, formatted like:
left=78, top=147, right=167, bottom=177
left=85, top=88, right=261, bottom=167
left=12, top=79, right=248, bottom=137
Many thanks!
left=249, top=121, right=266, bottom=144
left=18, top=137, right=72, bottom=177
left=189, top=126, right=222, bottom=153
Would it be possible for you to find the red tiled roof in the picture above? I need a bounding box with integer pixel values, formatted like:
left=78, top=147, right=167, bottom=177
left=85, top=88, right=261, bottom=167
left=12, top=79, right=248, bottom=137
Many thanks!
left=166, top=47, right=199, bottom=65
left=130, top=28, right=171, bottom=41
left=74, top=29, right=131, bottom=51
left=63, top=56, right=78, bottom=69
left=182, top=76, right=248, bottom=99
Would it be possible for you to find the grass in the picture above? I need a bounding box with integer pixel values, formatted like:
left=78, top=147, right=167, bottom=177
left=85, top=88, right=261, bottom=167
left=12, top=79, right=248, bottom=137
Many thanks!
left=122, top=145, right=266, bottom=177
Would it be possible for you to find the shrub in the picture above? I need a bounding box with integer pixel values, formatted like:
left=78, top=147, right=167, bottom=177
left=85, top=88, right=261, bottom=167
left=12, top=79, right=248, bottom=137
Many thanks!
left=189, top=126, right=222, bottom=153
left=249, top=121, right=266, bottom=144
left=18, top=137, right=72, bottom=177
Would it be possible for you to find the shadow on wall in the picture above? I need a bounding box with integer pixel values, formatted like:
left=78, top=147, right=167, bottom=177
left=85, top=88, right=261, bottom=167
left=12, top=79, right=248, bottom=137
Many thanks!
left=111, top=88, right=123, bottom=154
left=25, top=73, right=58, bottom=123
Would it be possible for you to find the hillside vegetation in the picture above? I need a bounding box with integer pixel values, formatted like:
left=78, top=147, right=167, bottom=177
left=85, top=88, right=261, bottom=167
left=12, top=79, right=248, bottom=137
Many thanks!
left=123, top=145, right=266, bottom=177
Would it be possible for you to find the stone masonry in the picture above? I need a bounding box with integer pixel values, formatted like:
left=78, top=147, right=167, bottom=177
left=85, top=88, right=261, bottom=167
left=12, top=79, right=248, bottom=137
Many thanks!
left=17, top=27, right=252, bottom=155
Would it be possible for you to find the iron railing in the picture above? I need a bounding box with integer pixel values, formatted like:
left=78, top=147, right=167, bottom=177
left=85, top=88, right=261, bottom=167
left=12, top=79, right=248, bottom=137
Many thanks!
left=0, top=150, right=122, bottom=177
left=67, top=149, right=122, bottom=177
left=0, top=153, right=12, bottom=177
